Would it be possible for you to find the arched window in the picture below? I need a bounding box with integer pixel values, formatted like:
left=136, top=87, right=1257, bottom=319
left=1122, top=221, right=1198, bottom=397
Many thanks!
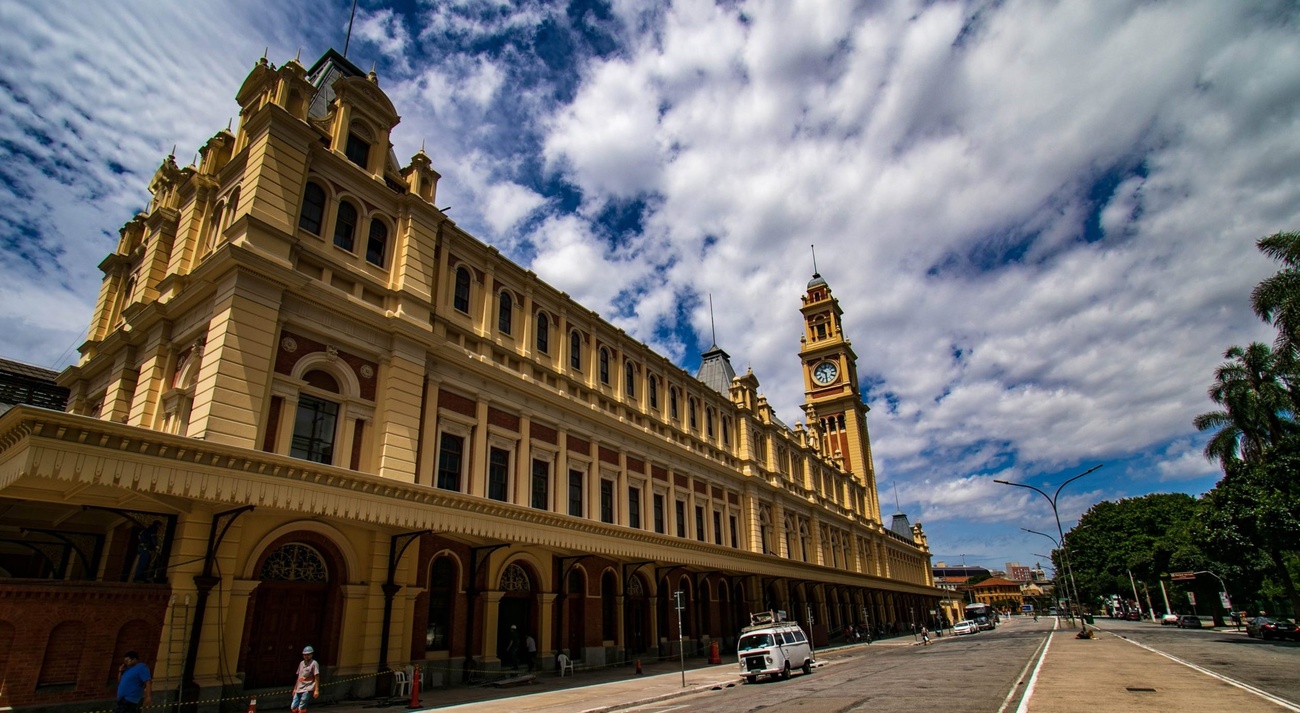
left=365, top=218, right=388, bottom=266
left=624, top=360, right=635, bottom=397
left=498, top=291, right=513, bottom=335
left=260, top=543, right=328, bottom=582
left=290, top=369, right=341, bottom=465
left=333, top=201, right=358, bottom=252
left=453, top=267, right=471, bottom=313
left=426, top=556, right=456, bottom=651
left=298, top=181, right=326, bottom=234
left=688, top=397, right=697, bottom=429
left=670, top=387, right=679, bottom=419
left=569, top=330, right=581, bottom=369
left=706, top=407, right=714, bottom=437
left=599, top=348, right=610, bottom=384
left=722, top=416, right=731, bottom=446
left=536, top=313, right=550, bottom=354
left=649, top=376, right=658, bottom=409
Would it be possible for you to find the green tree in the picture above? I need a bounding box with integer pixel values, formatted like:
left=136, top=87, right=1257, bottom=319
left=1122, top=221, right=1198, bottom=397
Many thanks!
left=1192, top=343, right=1295, bottom=468
left=1252, top=231, right=1300, bottom=355
left=1063, top=494, right=1209, bottom=609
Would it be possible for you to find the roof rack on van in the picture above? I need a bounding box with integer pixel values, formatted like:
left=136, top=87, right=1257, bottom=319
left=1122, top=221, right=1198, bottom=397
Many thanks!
left=749, top=610, right=787, bottom=626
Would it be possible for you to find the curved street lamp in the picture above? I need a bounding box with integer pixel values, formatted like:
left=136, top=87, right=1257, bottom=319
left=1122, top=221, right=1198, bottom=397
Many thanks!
left=1021, top=527, right=1081, bottom=626
left=995, top=464, right=1103, bottom=635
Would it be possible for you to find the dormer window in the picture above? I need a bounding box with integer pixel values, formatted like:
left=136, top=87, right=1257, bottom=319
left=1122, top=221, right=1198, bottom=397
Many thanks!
left=345, top=132, right=371, bottom=168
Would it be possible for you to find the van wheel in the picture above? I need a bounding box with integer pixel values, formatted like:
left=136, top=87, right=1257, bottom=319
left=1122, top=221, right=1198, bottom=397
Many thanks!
left=743, top=675, right=755, bottom=684
left=802, top=659, right=812, bottom=675
left=781, top=662, right=791, bottom=680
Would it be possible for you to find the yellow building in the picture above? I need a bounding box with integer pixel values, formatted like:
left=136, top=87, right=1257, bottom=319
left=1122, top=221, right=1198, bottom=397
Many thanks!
left=0, top=49, right=940, bottom=710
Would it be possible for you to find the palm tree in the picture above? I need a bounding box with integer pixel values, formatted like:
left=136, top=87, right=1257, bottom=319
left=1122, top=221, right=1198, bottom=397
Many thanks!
left=1252, top=231, right=1300, bottom=354
left=1193, top=343, right=1295, bottom=469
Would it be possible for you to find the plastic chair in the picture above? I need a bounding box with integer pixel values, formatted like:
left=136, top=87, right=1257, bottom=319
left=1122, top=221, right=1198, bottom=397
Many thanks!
left=392, top=668, right=411, bottom=697
left=556, top=653, right=574, bottom=677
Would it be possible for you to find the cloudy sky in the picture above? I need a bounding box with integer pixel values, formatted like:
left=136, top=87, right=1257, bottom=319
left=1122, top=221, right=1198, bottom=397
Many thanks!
left=3, top=0, right=1298, bottom=578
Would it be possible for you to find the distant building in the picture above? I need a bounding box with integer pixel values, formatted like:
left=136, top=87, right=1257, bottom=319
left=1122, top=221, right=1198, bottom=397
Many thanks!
left=1005, top=563, right=1032, bottom=582
left=967, top=577, right=1025, bottom=612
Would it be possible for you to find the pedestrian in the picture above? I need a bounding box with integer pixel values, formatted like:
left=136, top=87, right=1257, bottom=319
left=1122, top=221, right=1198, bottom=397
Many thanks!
left=116, top=651, right=152, bottom=713
left=920, top=626, right=931, bottom=645
left=505, top=625, right=520, bottom=670
left=291, top=646, right=320, bottom=713
left=525, top=633, right=537, bottom=671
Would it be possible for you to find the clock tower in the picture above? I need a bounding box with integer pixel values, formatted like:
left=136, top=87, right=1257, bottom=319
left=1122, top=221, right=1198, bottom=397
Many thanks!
left=799, top=271, right=882, bottom=522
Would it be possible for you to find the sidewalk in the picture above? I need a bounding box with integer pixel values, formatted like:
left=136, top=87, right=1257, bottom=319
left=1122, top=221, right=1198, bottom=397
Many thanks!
left=1024, top=624, right=1288, bottom=713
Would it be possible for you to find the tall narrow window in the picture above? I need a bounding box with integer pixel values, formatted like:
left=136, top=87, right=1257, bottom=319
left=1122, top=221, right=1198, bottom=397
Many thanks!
left=675, top=501, right=686, bottom=538
left=688, top=398, right=697, bottom=429
left=436, top=433, right=463, bottom=491
left=695, top=506, right=706, bottom=542
left=729, top=515, right=738, bottom=548
left=568, top=469, right=584, bottom=517
left=624, top=361, right=635, bottom=397
left=453, top=267, right=471, bottom=313
left=289, top=395, right=338, bottom=465
left=530, top=459, right=549, bottom=510
left=599, top=348, right=610, bottom=384
left=333, top=201, right=358, bottom=252
left=298, top=181, right=325, bottom=234
left=365, top=219, right=387, bottom=266
left=345, top=132, right=370, bottom=168
left=706, top=407, right=714, bottom=437
left=498, top=291, right=513, bottom=335
left=628, top=487, right=641, bottom=529
left=713, top=511, right=723, bottom=545
left=600, top=480, right=614, bottom=523
left=653, top=493, right=665, bottom=534
left=649, top=377, right=658, bottom=409
left=670, top=387, right=679, bottom=419
left=536, top=313, right=550, bottom=354
left=722, top=417, right=731, bottom=446
left=569, top=330, right=582, bottom=369
left=488, top=447, right=509, bottom=502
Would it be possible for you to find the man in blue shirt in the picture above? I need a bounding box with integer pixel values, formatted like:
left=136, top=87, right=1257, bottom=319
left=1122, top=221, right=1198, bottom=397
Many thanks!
left=116, top=651, right=152, bottom=713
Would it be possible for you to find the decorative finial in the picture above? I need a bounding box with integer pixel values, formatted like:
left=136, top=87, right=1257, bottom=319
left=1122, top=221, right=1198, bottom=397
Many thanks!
left=295, top=47, right=302, bottom=62
left=193, top=152, right=199, bottom=166
left=226, top=118, right=233, bottom=131
left=169, top=144, right=176, bottom=158
left=420, top=139, right=426, bottom=153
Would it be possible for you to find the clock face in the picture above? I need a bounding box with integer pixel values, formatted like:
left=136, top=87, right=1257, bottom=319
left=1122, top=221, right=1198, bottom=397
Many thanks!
left=813, top=361, right=838, bottom=385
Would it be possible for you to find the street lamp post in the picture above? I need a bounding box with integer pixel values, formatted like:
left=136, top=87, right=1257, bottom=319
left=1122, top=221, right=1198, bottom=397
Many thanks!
left=1022, top=527, right=1080, bottom=627
left=996, top=464, right=1102, bottom=635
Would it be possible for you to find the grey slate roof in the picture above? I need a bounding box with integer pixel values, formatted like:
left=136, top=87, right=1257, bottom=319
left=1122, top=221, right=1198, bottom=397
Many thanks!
left=695, top=343, right=737, bottom=395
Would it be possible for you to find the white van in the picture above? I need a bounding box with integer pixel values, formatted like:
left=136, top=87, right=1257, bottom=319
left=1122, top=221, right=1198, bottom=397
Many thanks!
left=736, top=611, right=814, bottom=683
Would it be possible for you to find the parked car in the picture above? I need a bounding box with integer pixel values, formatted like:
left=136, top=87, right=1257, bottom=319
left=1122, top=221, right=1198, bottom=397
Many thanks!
left=953, top=620, right=978, bottom=636
left=1177, top=615, right=1203, bottom=629
left=1247, top=616, right=1298, bottom=640
left=1161, top=614, right=1180, bottom=626
left=1125, top=610, right=1141, bottom=621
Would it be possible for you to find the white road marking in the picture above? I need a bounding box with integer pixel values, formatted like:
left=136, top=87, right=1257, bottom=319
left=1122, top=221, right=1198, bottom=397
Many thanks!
left=1009, top=630, right=1053, bottom=713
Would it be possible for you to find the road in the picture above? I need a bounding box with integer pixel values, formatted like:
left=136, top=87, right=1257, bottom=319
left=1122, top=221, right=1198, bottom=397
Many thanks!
left=617, top=617, right=1054, bottom=712
left=613, top=616, right=1300, bottom=713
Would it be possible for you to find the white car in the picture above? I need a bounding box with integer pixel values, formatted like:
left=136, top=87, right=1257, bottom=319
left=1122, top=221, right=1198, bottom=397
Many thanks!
left=953, top=620, right=978, bottom=635
left=1161, top=614, right=1180, bottom=626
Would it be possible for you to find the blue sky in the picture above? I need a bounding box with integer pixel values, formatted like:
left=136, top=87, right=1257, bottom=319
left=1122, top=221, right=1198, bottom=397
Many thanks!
left=3, top=0, right=1298, bottom=577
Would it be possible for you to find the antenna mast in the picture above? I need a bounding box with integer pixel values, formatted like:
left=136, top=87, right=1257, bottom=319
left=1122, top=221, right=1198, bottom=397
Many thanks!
left=810, top=244, right=819, bottom=276
left=708, top=293, right=717, bottom=345
left=344, top=0, right=359, bottom=58
left=893, top=481, right=901, bottom=513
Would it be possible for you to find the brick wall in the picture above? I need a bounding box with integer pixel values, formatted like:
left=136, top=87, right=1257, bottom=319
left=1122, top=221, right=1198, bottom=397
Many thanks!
left=0, top=581, right=170, bottom=709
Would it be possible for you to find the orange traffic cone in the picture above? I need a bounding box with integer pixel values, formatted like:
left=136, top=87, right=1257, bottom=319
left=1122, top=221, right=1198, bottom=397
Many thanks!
left=406, top=667, right=421, bottom=709
left=708, top=640, right=721, bottom=664
left=248, top=697, right=258, bottom=713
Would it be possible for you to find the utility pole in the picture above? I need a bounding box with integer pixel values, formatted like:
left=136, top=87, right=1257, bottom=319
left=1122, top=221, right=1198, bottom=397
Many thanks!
left=674, top=590, right=686, bottom=687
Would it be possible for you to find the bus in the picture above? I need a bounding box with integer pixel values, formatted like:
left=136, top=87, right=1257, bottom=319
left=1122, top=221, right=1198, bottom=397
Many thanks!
left=965, top=602, right=996, bottom=630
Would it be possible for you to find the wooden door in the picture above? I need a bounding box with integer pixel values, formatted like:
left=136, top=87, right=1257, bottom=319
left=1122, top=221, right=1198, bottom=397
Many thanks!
left=244, top=583, right=328, bottom=688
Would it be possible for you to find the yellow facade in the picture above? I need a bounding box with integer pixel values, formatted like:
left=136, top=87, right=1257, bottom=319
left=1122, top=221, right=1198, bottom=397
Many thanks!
left=0, top=50, right=941, bottom=709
